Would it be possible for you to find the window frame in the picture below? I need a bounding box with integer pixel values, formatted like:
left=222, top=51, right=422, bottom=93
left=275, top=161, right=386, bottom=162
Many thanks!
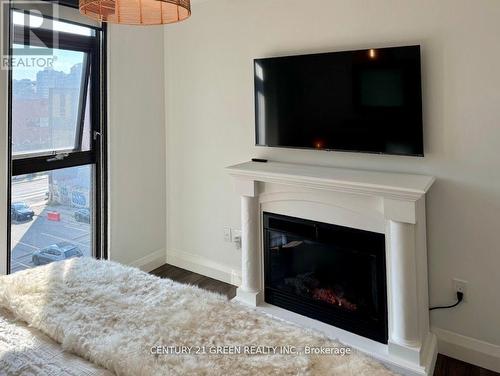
left=11, top=21, right=95, bottom=162
left=6, top=6, right=107, bottom=274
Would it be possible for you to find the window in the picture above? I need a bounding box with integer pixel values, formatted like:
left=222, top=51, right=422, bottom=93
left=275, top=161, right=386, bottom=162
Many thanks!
left=8, top=8, right=106, bottom=273
left=10, top=166, right=94, bottom=271
left=12, top=45, right=89, bottom=156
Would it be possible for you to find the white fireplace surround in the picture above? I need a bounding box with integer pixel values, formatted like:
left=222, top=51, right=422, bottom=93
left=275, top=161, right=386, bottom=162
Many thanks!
left=226, top=161, right=437, bottom=376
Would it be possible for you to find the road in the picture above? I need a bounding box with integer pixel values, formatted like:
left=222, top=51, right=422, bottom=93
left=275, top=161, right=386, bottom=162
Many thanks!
left=10, top=175, right=92, bottom=273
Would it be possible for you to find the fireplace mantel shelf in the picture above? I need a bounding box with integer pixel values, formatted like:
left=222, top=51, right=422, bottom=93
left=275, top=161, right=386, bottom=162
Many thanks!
left=226, top=161, right=435, bottom=201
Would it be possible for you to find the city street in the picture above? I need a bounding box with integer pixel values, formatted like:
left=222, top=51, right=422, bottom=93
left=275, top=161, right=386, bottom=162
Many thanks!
left=10, top=175, right=91, bottom=273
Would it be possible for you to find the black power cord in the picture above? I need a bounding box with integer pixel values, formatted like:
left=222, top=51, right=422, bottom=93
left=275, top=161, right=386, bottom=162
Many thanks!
left=430, top=291, right=464, bottom=311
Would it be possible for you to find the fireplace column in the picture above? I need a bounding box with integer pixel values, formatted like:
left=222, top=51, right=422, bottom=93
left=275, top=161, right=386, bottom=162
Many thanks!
left=234, top=179, right=262, bottom=306
left=384, top=196, right=423, bottom=365
left=389, top=220, right=419, bottom=348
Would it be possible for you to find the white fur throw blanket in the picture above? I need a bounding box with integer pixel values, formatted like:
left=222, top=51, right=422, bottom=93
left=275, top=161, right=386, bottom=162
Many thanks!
left=0, top=307, right=112, bottom=375
left=0, top=258, right=394, bottom=375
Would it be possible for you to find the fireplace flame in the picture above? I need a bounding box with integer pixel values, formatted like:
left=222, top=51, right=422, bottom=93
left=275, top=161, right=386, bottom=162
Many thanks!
left=312, top=288, right=358, bottom=312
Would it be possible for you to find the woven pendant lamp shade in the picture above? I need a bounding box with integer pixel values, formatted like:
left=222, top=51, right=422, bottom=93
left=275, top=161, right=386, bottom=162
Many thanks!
left=80, top=0, right=190, bottom=25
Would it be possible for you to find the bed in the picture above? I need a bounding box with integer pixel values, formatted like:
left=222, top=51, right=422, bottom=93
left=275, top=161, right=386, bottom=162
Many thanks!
left=0, top=258, right=394, bottom=375
left=0, top=307, right=112, bottom=375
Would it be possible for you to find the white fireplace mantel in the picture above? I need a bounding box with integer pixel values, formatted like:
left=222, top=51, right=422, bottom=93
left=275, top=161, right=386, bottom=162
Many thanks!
left=227, top=161, right=434, bottom=201
left=226, top=161, right=437, bottom=376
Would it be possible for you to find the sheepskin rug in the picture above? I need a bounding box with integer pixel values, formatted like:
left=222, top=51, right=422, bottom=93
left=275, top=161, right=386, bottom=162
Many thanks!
left=0, top=258, right=395, bottom=375
left=0, top=307, right=112, bottom=375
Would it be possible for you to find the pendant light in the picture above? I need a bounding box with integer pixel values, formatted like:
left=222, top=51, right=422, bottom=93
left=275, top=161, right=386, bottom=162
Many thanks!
left=80, top=0, right=191, bottom=25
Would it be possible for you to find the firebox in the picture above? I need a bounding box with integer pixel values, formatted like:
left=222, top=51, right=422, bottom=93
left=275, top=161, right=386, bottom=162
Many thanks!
left=263, top=212, right=388, bottom=344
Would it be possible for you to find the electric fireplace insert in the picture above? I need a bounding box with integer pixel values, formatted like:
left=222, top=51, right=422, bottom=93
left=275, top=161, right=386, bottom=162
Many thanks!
left=263, top=212, right=388, bottom=343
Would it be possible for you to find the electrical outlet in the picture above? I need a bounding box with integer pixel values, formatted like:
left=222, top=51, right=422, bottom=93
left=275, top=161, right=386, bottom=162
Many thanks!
left=224, top=227, right=232, bottom=242
left=232, top=229, right=242, bottom=249
left=453, top=278, right=468, bottom=302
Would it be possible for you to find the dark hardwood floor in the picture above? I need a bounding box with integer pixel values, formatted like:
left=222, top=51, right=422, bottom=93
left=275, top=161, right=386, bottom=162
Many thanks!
left=150, top=264, right=498, bottom=376
left=151, top=263, right=236, bottom=299
left=434, top=355, right=499, bottom=376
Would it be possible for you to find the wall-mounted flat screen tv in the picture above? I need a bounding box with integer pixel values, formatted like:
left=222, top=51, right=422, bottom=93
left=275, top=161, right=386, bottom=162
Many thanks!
left=254, top=45, right=423, bottom=156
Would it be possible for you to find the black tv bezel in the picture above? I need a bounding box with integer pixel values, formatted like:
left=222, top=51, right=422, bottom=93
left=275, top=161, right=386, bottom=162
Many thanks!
left=253, top=45, right=424, bottom=157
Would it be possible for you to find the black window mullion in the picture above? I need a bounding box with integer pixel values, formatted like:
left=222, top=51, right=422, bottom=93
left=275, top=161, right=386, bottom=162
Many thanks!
left=90, top=29, right=102, bottom=259
left=90, top=37, right=100, bottom=158
left=42, top=0, right=79, bottom=10
left=96, top=24, right=107, bottom=260
left=12, top=151, right=95, bottom=176
left=74, top=53, right=91, bottom=151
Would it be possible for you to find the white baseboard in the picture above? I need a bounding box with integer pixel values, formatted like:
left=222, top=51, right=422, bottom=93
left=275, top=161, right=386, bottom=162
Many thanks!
left=432, top=327, right=500, bottom=373
left=129, top=248, right=166, bottom=272
left=166, top=249, right=241, bottom=286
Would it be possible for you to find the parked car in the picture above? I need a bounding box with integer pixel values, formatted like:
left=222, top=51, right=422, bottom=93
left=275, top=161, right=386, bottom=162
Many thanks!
left=74, top=208, right=90, bottom=223
left=32, top=242, right=83, bottom=266
left=11, top=202, right=34, bottom=222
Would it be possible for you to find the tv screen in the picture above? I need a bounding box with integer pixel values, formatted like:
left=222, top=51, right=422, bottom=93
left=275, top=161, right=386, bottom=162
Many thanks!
left=254, top=46, right=423, bottom=156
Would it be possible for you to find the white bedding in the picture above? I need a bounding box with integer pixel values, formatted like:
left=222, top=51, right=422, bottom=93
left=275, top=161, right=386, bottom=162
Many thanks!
left=0, top=258, right=395, bottom=375
left=0, top=307, right=112, bottom=376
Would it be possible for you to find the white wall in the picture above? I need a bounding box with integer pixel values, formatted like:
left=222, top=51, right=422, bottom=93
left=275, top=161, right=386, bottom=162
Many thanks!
left=164, top=0, right=500, bottom=369
left=108, top=25, right=166, bottom=271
